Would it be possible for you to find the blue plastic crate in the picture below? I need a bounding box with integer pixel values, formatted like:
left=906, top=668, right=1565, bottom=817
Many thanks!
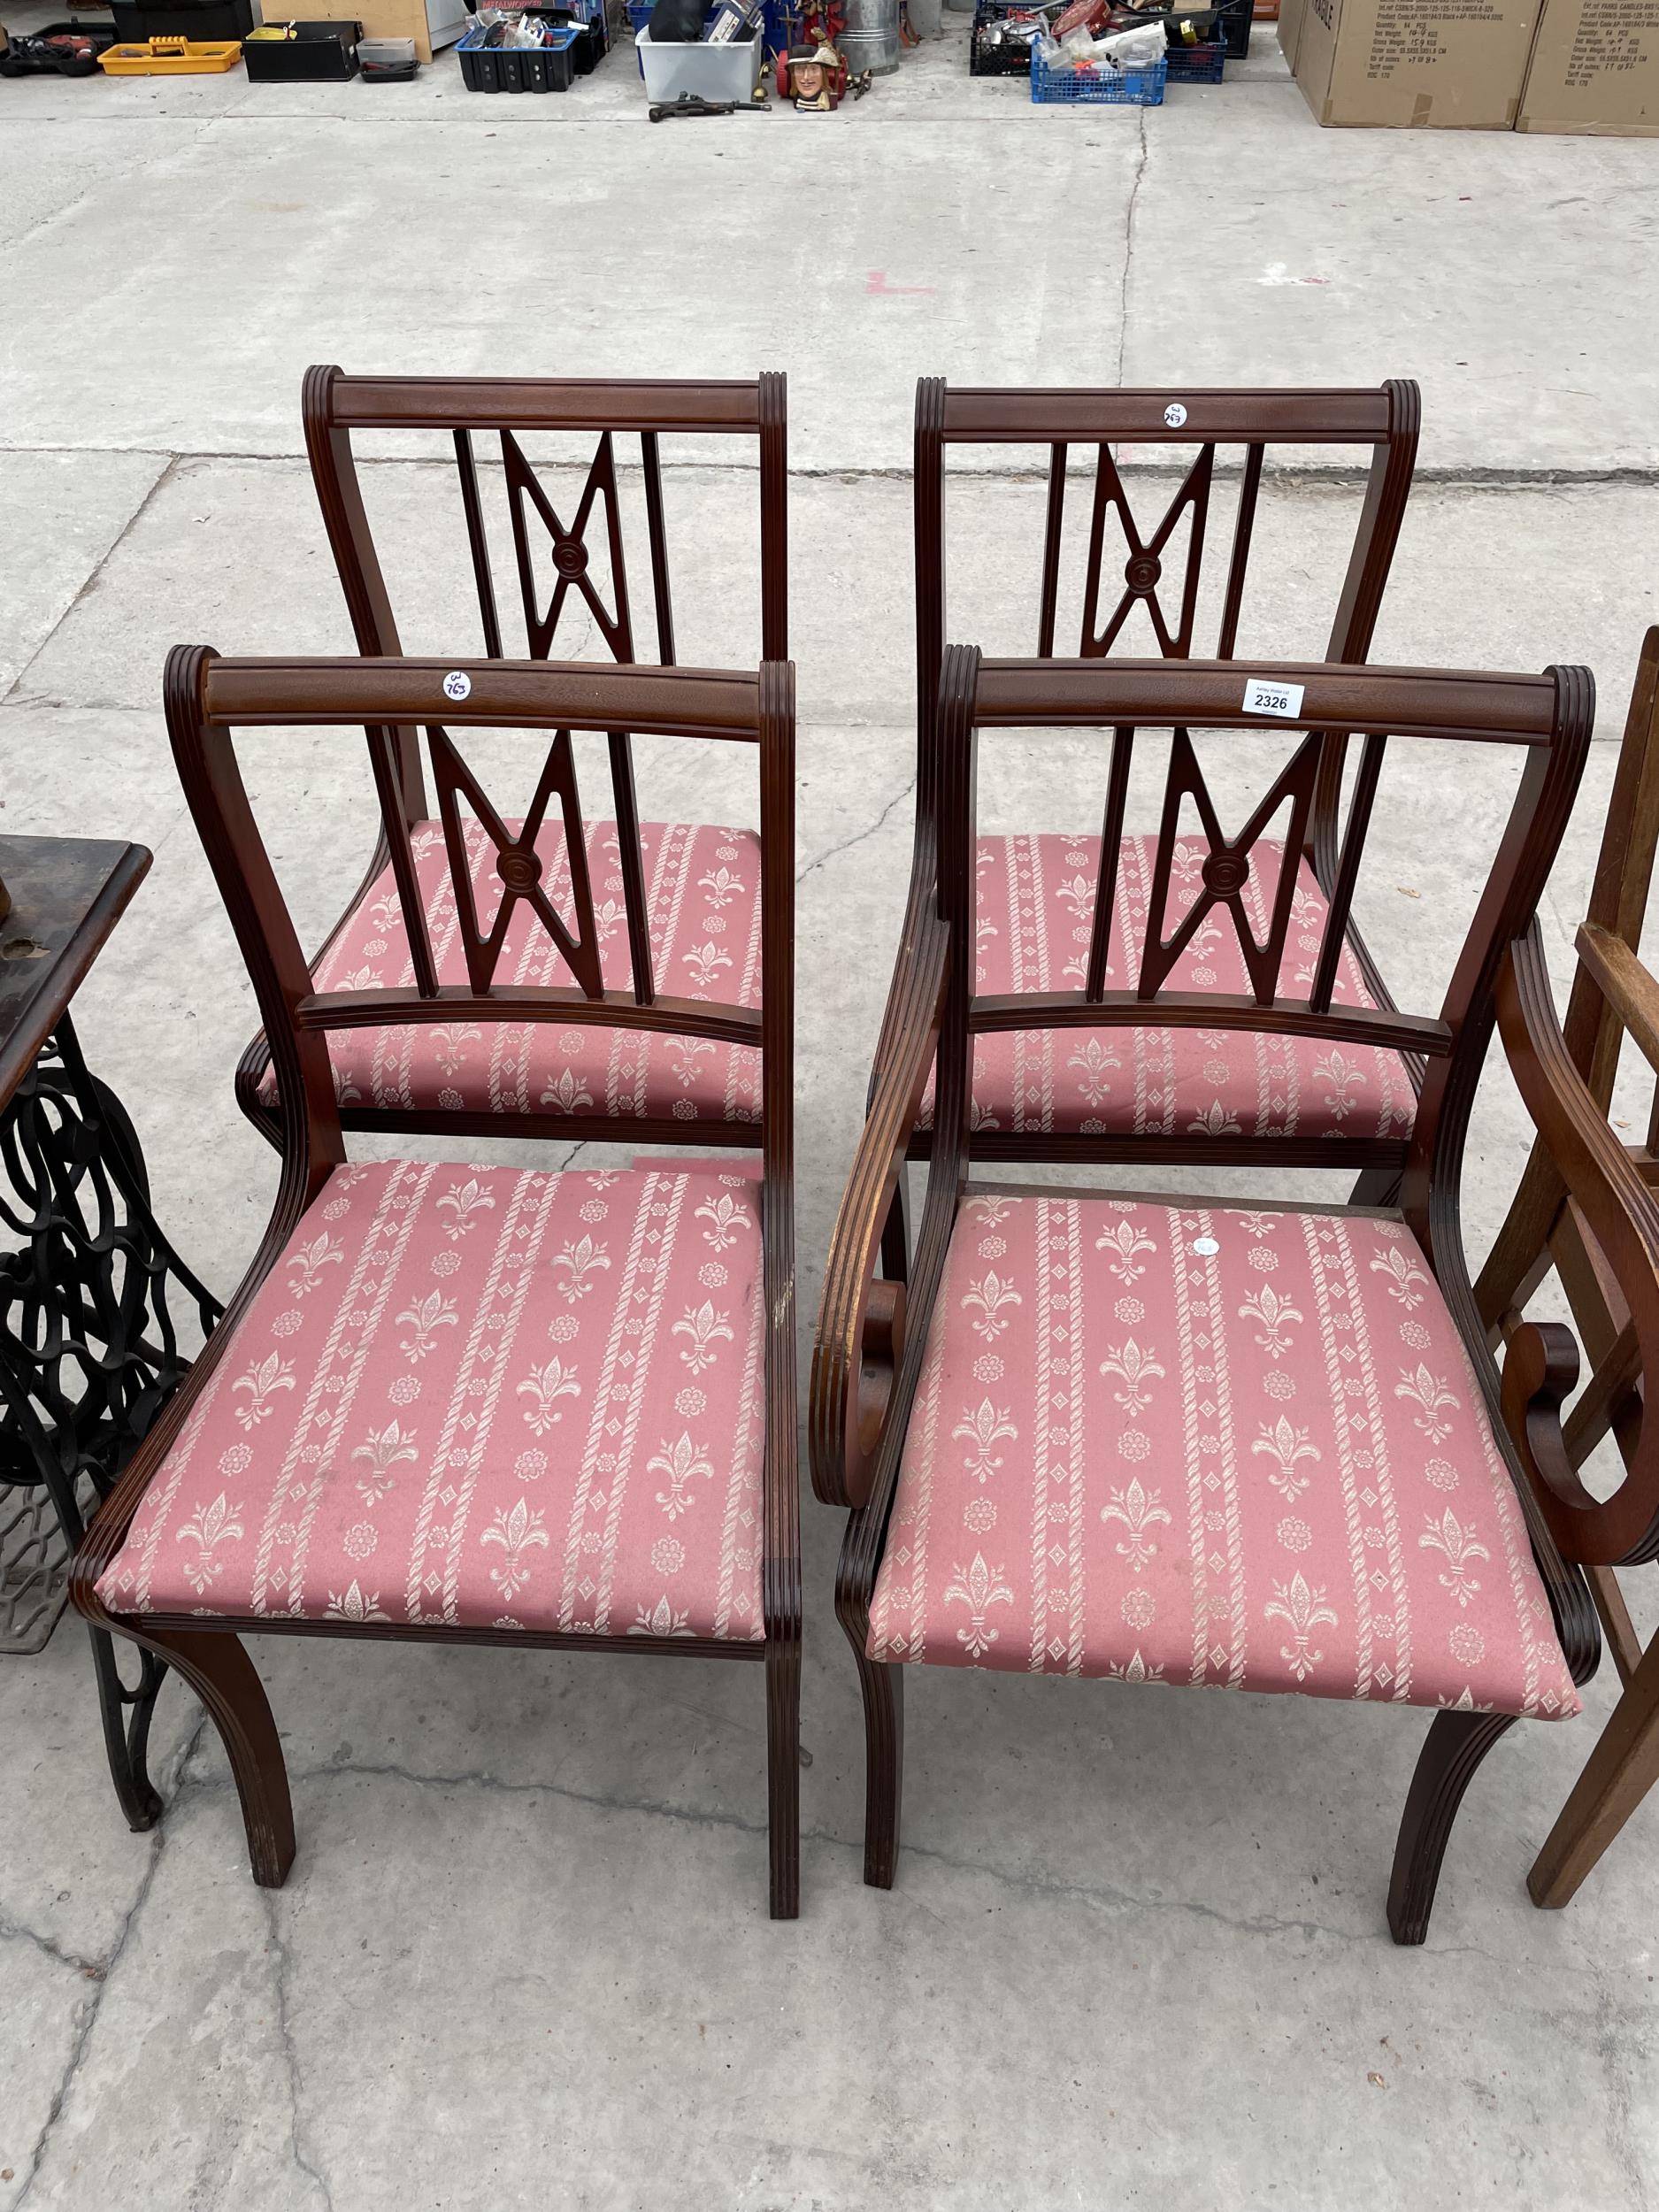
left=1163, top=33, right=1225, bottom=78
left=458, top=18, right=580, bottom=87
left=508, top=0, right=610, bottom=68
left=1029, top=46, right=1164, bottom=98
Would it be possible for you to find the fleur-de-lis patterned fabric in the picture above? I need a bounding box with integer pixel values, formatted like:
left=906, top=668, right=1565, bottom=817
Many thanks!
left=256, top=818, right=762, bottom=1125
left=96, top=1162, right=767, bottom=1641
left=868, top=1194, right=1578, bottom=1717
left=917, top=834, right=1417, bottom=1141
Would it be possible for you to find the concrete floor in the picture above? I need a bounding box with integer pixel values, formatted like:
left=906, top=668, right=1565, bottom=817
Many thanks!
left=4, top=15, right=1659, bottom=2208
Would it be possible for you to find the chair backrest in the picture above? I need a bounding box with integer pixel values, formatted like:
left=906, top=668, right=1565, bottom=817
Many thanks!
left=163, top=649, right=795, bottom=1203
left=1499, top=914, right=1659, bottom=1569
left=303, top=367, right=788, bottom=835
left=913, top=381, right=1420, bottom=879
left=1474, top=628, right=1659, bottom=1348
left=928, top=647, right=1593, bottom=1275
left=1540, top=630, right=1659, bottom=1141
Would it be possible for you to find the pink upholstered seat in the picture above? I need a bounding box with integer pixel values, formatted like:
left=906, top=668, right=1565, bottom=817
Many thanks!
left=257, top=818, right=762, bottom=1125
left=97, top=1160, right=766, bottom=1641
left=868, top=1190, right=1577, bottom=1717
left=917, top=834, right=1417, bottom=1141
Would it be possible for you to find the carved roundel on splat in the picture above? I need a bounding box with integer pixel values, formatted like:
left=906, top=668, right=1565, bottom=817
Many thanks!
left=1083, top=443, right=1215, bottom=660
left=500, top=428, right=633, bottom=663
left=495, top=844, right=545, bottom=895
left=1201, top=849, right=1251, bottom=899
left=426, top=723, right=603, bottom=1001
left=1138, top=726, right=1323, bottom=1004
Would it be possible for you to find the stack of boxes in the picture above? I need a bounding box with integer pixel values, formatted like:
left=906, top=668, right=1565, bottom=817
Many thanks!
left=1279, top=0, right=1658, bottom=132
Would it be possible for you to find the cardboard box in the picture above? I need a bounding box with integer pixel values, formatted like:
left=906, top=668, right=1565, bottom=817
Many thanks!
left=1278, top=0, right=1307, bottom=65
left=1517, top=0, right=1659, bottom=130
left=296, top=0, right=463, bottom=59
left=1293, top=0, right=1542, bottom=124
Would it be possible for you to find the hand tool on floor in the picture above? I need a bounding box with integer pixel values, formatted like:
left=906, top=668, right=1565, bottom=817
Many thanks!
left=648, top=88, right=770, bottom=114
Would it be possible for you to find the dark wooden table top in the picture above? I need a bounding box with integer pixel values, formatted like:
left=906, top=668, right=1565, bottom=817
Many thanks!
left=0, top=836, right=151, bottom=1113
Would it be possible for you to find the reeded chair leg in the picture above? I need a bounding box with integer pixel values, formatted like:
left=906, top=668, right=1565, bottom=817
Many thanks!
left=1530, top=1628, right=1659, bottom=1909
left=145, top=1625, right=296, bottom=1888
left=853, top=1644, right=904, bottom=1889
left=765, top=1639, right=802, bottom=1920
left=1387, top=1708, right=1514, bottom=1943
left=879, top=1168, right=910, bottom=1286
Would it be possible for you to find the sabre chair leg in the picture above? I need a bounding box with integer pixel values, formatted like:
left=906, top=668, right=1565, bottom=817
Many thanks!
left=852, top=1643, right=904, bottom=1890
left=765, top=1637, right=802, bottom=1921
left=1531, top=1627, right=1659, bottom=1909
left=145, top=1625, right=296, bottom=1888
left=1387, top=1708, right=1515, bottom=1944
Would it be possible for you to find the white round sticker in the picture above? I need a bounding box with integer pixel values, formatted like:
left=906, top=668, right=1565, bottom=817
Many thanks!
left=1191, top=1235, right=1219, bottom=1256
left=442, top=669, right=472, bottom=703
left=1164, top=402, right=1188, bottom=429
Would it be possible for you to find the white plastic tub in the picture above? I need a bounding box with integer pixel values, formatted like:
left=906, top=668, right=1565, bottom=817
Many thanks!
left=636, top=22, right=761, bottom=97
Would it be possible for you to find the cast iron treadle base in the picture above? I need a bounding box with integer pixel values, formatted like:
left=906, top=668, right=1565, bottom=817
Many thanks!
left=0, top=1015, right=220, bottom=1826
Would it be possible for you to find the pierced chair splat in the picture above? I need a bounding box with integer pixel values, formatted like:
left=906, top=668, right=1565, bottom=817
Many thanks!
left=75, top=653, right=803, bottom=1919
left=237, top=368, right=788, bottom=1155
left=813, top=646, right=1598, bottom=1944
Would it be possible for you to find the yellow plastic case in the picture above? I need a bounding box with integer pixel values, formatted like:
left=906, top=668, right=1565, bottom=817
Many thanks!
left=99, top=35, right=243, bottom=70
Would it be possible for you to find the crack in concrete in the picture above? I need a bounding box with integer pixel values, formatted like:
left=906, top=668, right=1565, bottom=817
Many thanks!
left=0, top=453, right=175, bottom=712
left=1589, top=1963, right=1651, bottom=2212
left=0, top=455, right=179, bottom=712
left=1116, top=107, right=1149, bottom=388
left=10, top=1834, right=166, bottom=2206
left=259, top=1889, right=334, bottom=2212
left=5, top=442, right=1659, bottom=490
left=184, top=1747, right=1567, bottom=1962
left=283, top=1752, right=775, bottom=1844
left=795, top=773, right=916, bottom=887
left=10, top=1710, right=208, bottom=2212
left=0, top=119, right=221, bottom=262
left=0, top=1914, right=103, bottom=1982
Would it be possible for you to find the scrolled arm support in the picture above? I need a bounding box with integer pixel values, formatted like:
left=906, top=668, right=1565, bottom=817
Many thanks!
left=1500, top=1319, right=1585, bottom=1516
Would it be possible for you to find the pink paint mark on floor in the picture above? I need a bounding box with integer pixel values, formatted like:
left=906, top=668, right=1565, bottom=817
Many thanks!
left=866, top=270, right=936, bottom=296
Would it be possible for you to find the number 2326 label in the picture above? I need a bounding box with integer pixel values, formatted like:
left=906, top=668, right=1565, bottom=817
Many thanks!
left=1242, top=677, right=1304, bottom=719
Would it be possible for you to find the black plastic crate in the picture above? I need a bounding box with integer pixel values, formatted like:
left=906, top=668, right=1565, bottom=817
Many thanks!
left=107, top=0, right=253, bottom=39
left=1217, top=0, right=1251, bottom=56
left=516, top=0, right=607, bottom=70
left=968, top=0, right=1046, bottom=74
left=242, top=19, right=361, bottom=76
left=457, top=18, right=579, bottom=85
left=1163, top=28, right=1224, bottom=75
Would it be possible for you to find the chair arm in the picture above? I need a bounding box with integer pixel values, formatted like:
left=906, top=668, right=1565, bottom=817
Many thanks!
left=1497, top=924, right=1659, bottom=1563
left=864, top=820, right=938, bottom=1116
left=810, top=903, right=949, bottom=1509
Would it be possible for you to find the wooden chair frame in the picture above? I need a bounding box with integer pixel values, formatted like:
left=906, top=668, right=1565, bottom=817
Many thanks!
left=879, top=381, right=1423, bottom=1230
left=813, top=646, right=1598, bottom=1944
left=1478, top=627, right=1659, bottom=1908
left=74, top=652, right=803, bottom=1918
left=236, top=367, right=788, bottom=1156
